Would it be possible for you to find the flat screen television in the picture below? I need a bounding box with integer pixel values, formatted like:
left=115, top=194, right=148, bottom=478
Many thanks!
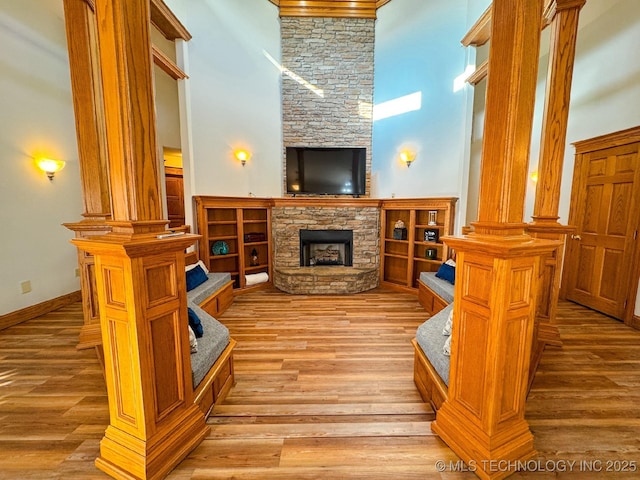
left=285, top=147, right=366, bottom=196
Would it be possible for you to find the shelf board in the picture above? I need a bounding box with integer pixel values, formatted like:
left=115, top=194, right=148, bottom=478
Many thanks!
left=416, top=224, right=443, bottom=229
left=209, top=235, right=237, bottom=241
left=243, top=219, right=267, bottom=224
left=245, top=265, right=270, bottom=273
left=414, top=258, right=441, bottom=265
left=244, top=241, right=269, bottom=246
left=208, top=220, right=237, bottom=225
left=384, top=238, right=409, bottom=244
left=415, top=241, right=444, bottom=246
left=383, top=253, right=409, bottom=260
left=382, top=277, right=407, bottom=286
left=210, top=253, right=239, bottom=260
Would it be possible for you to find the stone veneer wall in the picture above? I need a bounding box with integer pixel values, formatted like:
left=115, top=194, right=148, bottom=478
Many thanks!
left=272, top=206, right=380, bottom=270
left=280, top=16, right=375, bottom=196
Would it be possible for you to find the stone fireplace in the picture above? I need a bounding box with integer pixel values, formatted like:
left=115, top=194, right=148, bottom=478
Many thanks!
left=300, top=229, right=353, bottom=267
left=281, top=16, right=374, bottom=196
left=273, top=15, right=377, bottom=294
left=272, top=199, right=379, bottom=294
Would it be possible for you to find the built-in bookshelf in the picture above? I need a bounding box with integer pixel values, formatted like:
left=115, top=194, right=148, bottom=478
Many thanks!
left=380, top=198, right=457, bottom=292
left=194, top=196, right=272, bottom=291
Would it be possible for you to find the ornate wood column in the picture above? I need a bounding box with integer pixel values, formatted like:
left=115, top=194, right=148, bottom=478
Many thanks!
left=70, top=0, right=208, bottom=478
left=62, top=0, right=112, bottom=351
left=527, top=0, right=585, bottom=388
left=531, top=0, right=585, bottom=227
left=431, top=1, right=559, bottom=478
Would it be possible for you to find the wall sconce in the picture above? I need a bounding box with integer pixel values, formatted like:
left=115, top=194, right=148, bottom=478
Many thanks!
left=234, top=149, right=251, bottom=167
left=36, top=157, right=66, bottom=181
left=399, top=150, right=416, bottom=168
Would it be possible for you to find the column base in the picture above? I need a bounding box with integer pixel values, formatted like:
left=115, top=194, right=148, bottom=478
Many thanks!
left=96, top=405, right=209, bottom=480
left=433, top=406, right=536, bottom=480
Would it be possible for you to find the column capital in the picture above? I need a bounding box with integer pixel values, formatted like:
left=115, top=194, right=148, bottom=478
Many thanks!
left=544, top=0, right=586, bottom=24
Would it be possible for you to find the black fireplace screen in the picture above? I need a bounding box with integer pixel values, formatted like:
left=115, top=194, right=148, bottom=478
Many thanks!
left=299, top=229, right=353, bottom=266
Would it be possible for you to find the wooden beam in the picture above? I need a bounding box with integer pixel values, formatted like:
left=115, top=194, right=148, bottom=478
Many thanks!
left=153, top=44, right=188, bottom=80
left=461, top=5, right=492, bottom=46
left=150, top=0, right=191, bottom=41
left=276, top=0, right=379, bottom=18
left=466, top=59, right=488, bottom=85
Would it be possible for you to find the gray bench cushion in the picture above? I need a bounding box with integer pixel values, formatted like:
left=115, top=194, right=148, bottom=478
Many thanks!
left=419, top=272, right=454, bottom=304
left=415, top=303, right=453, bottom=386
left=187, top=272, right=232, bottom=306
left=188, top=303, right=230, bottom=388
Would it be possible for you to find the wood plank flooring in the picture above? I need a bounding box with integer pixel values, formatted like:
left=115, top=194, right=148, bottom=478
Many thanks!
left=1, top=289, right=639, bottom=479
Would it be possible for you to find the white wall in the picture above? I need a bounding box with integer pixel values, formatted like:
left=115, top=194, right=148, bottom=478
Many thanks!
left=0, top=0, right=83, bottom=315
left=372, top=0, right=469, bottom=210
left=167, top=0, right=283, bottom=199
left=154, top=65, right=182, bottom=152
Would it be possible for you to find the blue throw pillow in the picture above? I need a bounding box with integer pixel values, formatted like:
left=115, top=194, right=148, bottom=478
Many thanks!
left=435, top=263, right=456, bottom=285
left=185, top=264, right=208, bottom=291
left=187, top=307, right=204, bottom=338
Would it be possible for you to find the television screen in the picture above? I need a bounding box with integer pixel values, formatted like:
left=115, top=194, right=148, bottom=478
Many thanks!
left=285, top=147, right=366, bottom=196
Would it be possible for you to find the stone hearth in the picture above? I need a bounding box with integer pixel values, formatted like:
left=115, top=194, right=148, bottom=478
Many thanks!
left=274, top=266, right=378, bottom=295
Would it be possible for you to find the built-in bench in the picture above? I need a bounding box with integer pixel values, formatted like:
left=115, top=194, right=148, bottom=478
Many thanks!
left=413, top=305, right=452, bottom=411
left=185, top=255, right=236, bottom=416
left=413, top=273, right=454, bottom=411
left=417, top=271, right=454, bottom=315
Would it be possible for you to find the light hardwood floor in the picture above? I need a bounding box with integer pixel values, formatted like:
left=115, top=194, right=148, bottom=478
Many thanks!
left=1, top=288, right=639, bottom=479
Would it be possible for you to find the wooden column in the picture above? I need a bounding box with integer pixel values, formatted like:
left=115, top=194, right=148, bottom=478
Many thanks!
left=431, top=1, right=559, bottom=478
left=527, top=0, right=585, bottom=389
left=62, top=0, right=113, bottom=350
left=71, top=0, right=208, bottom=478
left=531, top=0, right=585, bottom=226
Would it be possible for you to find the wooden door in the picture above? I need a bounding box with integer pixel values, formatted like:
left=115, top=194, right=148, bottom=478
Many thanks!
left=563, top=131, right=640, bottom=320
left=165, top=166, right=185, bottom=228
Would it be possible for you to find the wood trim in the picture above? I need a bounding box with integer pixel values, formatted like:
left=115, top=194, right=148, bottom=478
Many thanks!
left=150, top=0, right=192, bottom=41
left=0, top=291, right=82, bottom=331
left=277, top=0, right=378, bottom=18
left=543, top=0, right=586, bottom=25
left=630, top=314, right=640, bottom=330
left=572, top=125, right=640, bottom=154
left=466, top=60, right=488, bottom=85
left=152, top=45, right=188, bottom=80
left=273, top=197, right=381, bottom=208
left=461, top=5, right=491, bottom=46
left=462, top=0, right=583, bottom=47
left=376, top=0, right=393, bottom=8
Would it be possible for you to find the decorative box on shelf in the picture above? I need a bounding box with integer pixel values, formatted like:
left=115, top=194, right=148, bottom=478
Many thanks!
left=424, top=229, right=439, bottom=243
left=393, top=219, right=407, bottom=240
left=244, top=232, right=266, bottom=242
left=393, top=228, right=407, bottom=240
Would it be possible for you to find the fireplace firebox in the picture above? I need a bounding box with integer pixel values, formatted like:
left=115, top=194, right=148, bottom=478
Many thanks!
left=300, top=229, right=353, bottom=267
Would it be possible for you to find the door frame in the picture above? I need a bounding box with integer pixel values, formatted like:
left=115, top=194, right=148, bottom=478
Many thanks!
left=562, top=126, right=640, bottom=328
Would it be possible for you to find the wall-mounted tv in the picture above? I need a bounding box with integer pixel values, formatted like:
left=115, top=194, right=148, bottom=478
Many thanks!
left=285, top=147, right=366, bottom=196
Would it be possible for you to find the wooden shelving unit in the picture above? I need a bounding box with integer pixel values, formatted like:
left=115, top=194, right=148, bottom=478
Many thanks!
left=194, top=196, right=272, bottom=292
left=380, top=198, right=457, bottom=292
